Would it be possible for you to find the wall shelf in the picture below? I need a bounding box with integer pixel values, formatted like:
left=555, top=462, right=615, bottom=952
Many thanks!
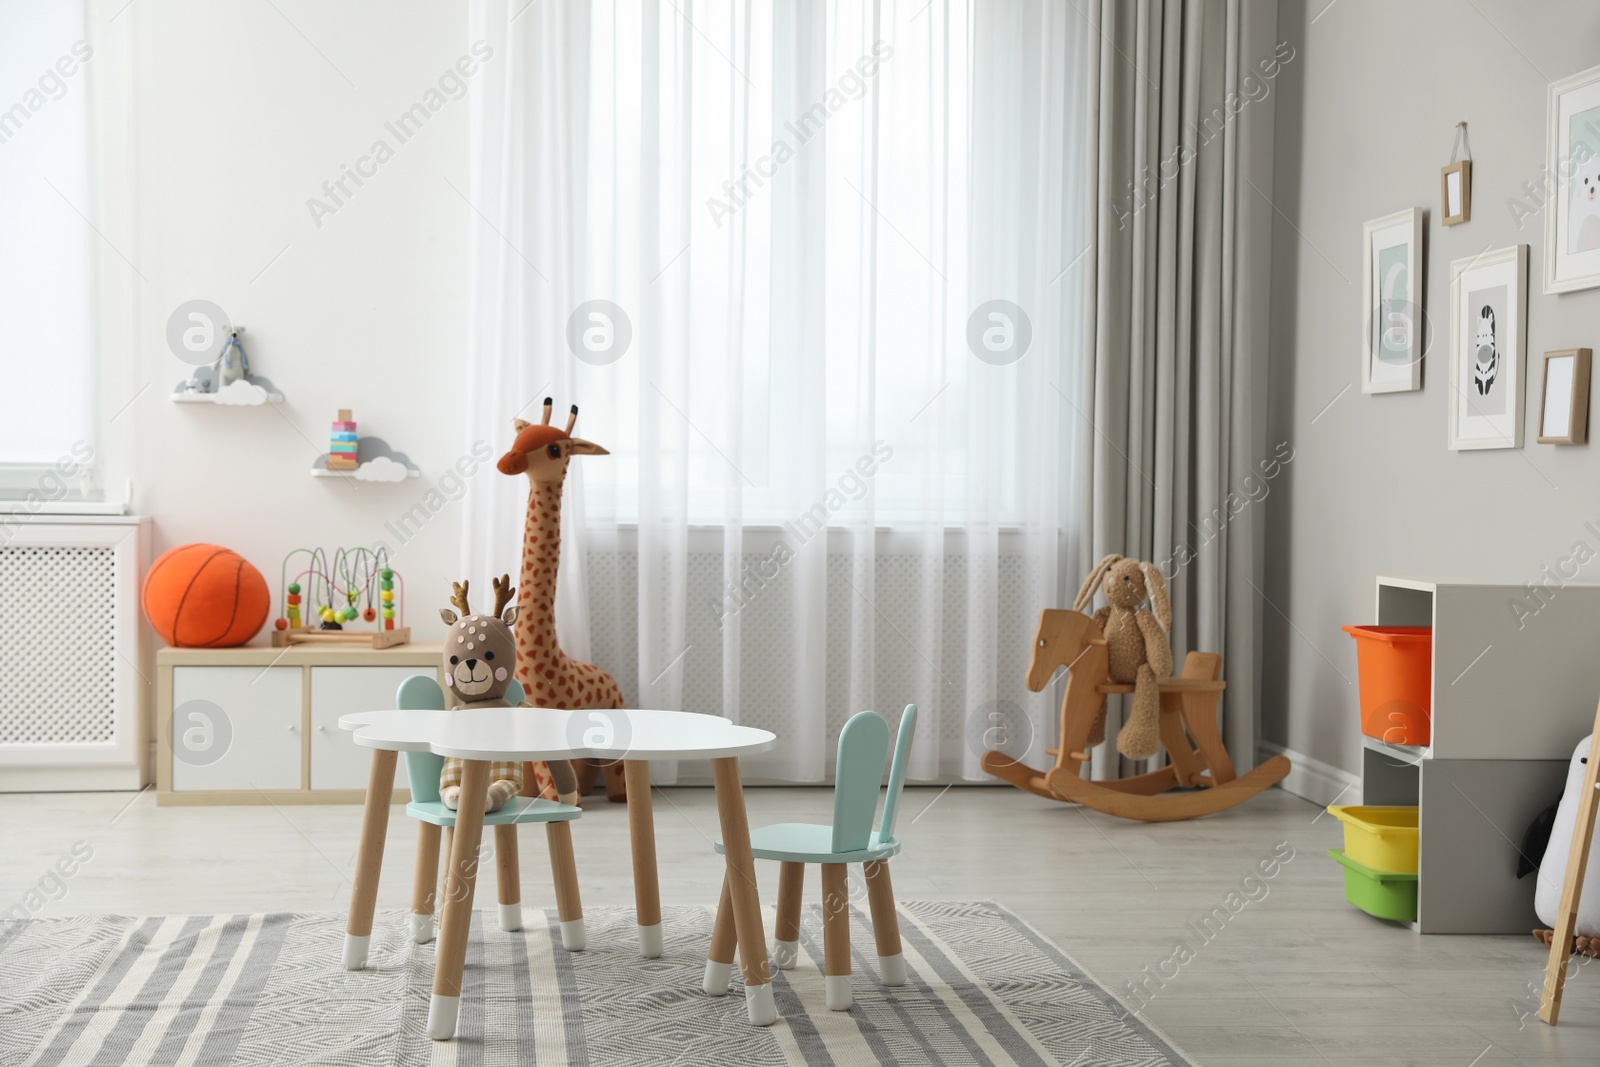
left=309, top=467, right=418, bottom=479
left=170, top=390, right=284, bottom=404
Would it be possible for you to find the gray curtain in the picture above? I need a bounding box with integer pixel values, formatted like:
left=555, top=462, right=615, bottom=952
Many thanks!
left=1079, top=0, right=1280, bottom=777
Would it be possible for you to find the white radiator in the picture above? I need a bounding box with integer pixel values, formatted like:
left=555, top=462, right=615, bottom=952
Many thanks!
left=0, top=516, right=150, bottom=791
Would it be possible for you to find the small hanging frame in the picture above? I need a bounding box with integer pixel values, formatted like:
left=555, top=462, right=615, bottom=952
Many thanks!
left=1442, top=121, right=1472, bottom=226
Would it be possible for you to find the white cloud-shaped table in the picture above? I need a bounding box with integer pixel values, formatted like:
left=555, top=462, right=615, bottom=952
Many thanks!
left=337, top=706, right=780, bottom=1038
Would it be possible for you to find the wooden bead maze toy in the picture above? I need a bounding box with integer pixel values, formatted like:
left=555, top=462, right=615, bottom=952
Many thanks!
left=271, top=546, right=410, bottom=648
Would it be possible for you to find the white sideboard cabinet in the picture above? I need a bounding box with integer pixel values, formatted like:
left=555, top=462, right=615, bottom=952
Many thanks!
left=156, top=642, right=442, bottom=805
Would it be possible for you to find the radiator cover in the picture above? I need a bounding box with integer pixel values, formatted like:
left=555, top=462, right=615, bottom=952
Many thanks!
left=0, top=518, right=149, bottom=790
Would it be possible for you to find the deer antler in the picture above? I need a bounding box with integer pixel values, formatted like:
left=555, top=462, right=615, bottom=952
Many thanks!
left=450, top=580, right=471, bottom=617
left=492, top=574, right=514, bottom=618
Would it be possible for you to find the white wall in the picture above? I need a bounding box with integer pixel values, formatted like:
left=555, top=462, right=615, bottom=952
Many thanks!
left=119, top=0, right=482, bottom=638
left=1266, top=0, right=1600, bottom=776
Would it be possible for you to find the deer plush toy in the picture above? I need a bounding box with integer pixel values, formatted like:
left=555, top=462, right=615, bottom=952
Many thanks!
left=438, top=575, right=578, bottom=810
left=1073, top=554, right=1173, bottom=761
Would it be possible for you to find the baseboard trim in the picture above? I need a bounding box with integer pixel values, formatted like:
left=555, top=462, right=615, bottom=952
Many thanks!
left=0, top=765, right=148, bottom=793
left=1260, top=741, right=1360, bottom=808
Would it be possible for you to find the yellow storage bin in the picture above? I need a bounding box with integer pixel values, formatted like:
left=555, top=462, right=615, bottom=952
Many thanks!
left=1326, top=805, right=1418, bottom=874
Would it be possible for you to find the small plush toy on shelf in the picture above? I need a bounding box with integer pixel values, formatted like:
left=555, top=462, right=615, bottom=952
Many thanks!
left=438, top=576, right=578, bottom=811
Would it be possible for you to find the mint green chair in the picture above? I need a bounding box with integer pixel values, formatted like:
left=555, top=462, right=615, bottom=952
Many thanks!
left=704, top=704, right=918, bottom=1011
left=395, top=675, right=586, bottom=950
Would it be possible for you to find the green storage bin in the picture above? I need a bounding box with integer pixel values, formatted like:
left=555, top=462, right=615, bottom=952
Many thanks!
left=1328, top=848, right=1417, bottom=923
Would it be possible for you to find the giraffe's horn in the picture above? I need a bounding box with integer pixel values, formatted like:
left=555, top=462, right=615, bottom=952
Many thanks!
left=541, top=397, right=554, bottom=426
left=565, top=405, right=578, bottom=435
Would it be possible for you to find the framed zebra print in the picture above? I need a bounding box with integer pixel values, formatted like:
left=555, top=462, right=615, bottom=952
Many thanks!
left=1448, top=245, right=1528, bottom=451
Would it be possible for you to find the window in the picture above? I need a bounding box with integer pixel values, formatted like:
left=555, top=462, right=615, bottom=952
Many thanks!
left=551, top=3, right=1089, bottom=529
left=0, top=3, right=96, bottom=500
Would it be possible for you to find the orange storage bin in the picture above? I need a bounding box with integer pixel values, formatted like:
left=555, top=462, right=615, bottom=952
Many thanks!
left=1340, top=625, right=1432, bottom=746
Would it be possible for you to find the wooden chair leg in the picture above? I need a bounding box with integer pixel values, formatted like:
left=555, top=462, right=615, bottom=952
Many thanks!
left=623, top=760, right=663, bottom=957
left=863, top=859, right=905, bottom=986
left=410, top=822, right=442, bottom=944
left=430, top=759, right=489, bottom=1040
left=772, top=861, right=805, bottom=970
left=821, top=863, right=852, bottom=1010
left=494, top=824, right=522, bottom=932
left=545, top=821, right=585, bottom=950
left=703, top=874, right=737, bottom=996
left=343, top=748, right=397, bottom=970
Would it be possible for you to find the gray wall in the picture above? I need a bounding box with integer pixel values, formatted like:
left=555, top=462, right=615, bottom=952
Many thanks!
left=1266, top=0, right=1600, bottom=776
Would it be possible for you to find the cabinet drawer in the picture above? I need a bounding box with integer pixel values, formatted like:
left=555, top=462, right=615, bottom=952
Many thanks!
left=310, top=666, right=428, bottom=791
left=171, top=667, right=301, bottom=791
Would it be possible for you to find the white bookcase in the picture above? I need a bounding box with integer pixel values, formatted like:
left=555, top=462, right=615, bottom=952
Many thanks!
left=1363, top=577, right=1600, bottom=933
left=156, top=642, right=442, bottom=805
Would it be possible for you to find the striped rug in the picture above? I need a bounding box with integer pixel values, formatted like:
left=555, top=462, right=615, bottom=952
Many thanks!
left=1, top=901, right=1195, bottom=1066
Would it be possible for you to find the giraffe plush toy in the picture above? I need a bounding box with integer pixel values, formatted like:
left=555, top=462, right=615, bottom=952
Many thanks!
left=438, top=576, right=579, bottom=811
left=497, top=399, right=629, bottom=802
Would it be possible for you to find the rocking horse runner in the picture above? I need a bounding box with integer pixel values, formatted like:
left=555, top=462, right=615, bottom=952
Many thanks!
left=983, top=555, right=1291, bottom=822
left=497, top=399, right=629, bottom=802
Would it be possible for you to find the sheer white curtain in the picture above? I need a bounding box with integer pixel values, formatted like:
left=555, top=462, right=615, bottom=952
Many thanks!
left=464, top=0, right=1091, bottom=782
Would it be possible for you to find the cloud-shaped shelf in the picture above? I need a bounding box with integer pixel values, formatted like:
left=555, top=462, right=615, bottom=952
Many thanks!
left=171, top=373, right=284, bottom=404
left=311, top=436, right=419, bottom=480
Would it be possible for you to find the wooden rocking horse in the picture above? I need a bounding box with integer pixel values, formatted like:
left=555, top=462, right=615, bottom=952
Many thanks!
left=982, top=608, right=1291, bottom=821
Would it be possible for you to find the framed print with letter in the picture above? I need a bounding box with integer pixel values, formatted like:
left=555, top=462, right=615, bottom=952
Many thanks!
left=1361, top=208, right=1423, bottom=393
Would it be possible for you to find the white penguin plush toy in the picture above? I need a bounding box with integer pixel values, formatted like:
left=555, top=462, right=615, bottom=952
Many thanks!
left=1535, top=735, right=1600, bottom=948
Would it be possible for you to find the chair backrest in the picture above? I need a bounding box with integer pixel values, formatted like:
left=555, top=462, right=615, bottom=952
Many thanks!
left=393, top=674, right=527, bottom=803
left=831, top=710, right=890, bottom=853
left=877, top=704, right=918, bottom=843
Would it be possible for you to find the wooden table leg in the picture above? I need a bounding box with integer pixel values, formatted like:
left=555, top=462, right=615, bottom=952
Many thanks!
left=772, top=861, right=804, bottom=970
left=438, top=825, right=453, bottom=925
left=429, top=759, right=489, bottom=1040
left=863, top=859, right=905, bottom=986
left=494, top=824, right=522, bottom=932
left=410, top=822, right=441, bottom=944
left=702, top=873, right=737, bottom=996
left=821, top=863, right=852, bottom=1010
left=711, top=756, right=776, bottom=1026
left=623, top=759, right=663, bottom=957
left=344, top=747, right=398, bottom=970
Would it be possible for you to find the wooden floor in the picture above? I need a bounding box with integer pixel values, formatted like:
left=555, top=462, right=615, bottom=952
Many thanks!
left=3, top=783, right=1594, bottom=1066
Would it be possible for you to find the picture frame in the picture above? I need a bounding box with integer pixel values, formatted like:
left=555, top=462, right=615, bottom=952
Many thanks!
left=1544, top=63, right=1600, bottom=294
left=1441, top=161, right=1471, bottom=226
left=1538, top=348, right=1591, bottom=444
left=1448, top=245, right=1527, bottom=451
left=1361, top=208, right=1424, bottom=393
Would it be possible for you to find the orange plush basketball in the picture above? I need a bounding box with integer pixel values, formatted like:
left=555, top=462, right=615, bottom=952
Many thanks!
left=141, top=544, right=271, bottom=647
